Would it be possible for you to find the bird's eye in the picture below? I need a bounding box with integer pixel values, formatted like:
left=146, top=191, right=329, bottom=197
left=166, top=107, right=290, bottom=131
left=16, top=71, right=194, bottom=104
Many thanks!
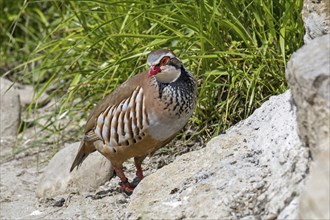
left=160, top=56, right=170, bottom=66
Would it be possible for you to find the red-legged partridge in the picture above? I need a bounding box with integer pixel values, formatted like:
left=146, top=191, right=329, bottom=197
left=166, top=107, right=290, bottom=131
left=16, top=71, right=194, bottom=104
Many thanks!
left=70, top=49, right=196, bottom=194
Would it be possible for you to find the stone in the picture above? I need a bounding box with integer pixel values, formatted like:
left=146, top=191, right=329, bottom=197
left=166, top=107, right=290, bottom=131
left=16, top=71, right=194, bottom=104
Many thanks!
left=0, top=77, right=21, bottom=138
left=127, top=91, right=309, bottom=219
left=0, top=136, right=16, bottom=162
left=286, top=34, right=330, bottom=157
left=286, top=33, right=330, bottom=219
left=16, top=84, right=49, bottom=107
left=299, top=148, right=330, bottom=219
left=302, top=0, right=330, bottom=43
left=36, top=142, right=113, bottom=198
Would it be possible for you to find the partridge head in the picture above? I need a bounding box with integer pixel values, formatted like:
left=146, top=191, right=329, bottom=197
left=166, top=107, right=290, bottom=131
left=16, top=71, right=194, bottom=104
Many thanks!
left=70, top=49, right=196, bottom=194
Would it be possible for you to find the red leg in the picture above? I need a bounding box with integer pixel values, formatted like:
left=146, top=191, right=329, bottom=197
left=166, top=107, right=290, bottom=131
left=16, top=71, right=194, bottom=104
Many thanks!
left=131, top=157, right=145, bottom=187
left=113, top=166, right=134, bottom=195
left=135, top=159, right=144, bottom=180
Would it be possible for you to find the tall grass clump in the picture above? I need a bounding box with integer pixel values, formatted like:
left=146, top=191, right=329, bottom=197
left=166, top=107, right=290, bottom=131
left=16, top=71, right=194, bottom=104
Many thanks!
left=2, top=0, right=304, bottom=148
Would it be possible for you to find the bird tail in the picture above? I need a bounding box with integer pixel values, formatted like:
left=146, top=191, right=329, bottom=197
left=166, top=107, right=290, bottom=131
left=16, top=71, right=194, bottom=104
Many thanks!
left=70, top=140, right=94, bottom=172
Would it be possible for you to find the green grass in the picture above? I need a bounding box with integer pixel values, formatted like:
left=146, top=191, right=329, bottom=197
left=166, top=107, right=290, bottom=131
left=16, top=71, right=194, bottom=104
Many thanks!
left=1, top=0, right=304, bottom=148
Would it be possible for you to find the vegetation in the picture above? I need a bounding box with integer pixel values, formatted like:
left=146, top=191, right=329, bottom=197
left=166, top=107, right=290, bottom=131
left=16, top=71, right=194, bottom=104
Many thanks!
left=1, top=0, right=304, bottom=147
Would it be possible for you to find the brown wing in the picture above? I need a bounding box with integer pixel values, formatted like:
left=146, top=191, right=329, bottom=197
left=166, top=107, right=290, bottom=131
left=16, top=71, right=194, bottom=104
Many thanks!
left=84, top=71, right=148, bottom=134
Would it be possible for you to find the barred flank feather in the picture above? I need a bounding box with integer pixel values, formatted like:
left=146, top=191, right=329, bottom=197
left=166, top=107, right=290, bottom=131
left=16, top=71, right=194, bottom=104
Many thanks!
left=94, top=87, right=149, bottom=147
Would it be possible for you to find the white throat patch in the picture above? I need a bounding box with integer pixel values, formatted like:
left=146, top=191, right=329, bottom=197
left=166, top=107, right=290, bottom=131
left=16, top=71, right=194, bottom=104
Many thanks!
left=155, top=66, right=181, bottom=83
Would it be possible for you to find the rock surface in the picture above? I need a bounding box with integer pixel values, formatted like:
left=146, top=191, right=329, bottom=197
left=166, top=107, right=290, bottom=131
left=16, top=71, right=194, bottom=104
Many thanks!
left=0, top=77, right=20, bottom=137
left=302, top=0, right=330, bottom=43
left=286, top=34, right=330, bottom=157
left=127, top=91, right=309, bottom=219
left=36, top=142, right=113, bottom=198
left=299, top=148, right=330, bottom=219
left=286, top=34, right=330, bottom=219
left=16, top=84, right=49, bottom=107
left=0, top=153, right=40, bottom=219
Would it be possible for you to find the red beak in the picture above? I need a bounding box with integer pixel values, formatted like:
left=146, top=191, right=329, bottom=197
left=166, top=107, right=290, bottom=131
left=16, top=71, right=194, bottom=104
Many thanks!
left=148, top=65, right=161, bottom=78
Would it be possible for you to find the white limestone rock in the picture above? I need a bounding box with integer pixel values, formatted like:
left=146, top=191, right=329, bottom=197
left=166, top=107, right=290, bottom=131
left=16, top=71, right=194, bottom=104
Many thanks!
left=127, top=91, right=309, bottom=219
left=36, top=142, right=113, bottom=198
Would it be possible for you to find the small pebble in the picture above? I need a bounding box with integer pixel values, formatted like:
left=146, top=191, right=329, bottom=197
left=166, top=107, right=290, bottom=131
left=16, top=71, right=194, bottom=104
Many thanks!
left=53, top=198, right=65, bottom=207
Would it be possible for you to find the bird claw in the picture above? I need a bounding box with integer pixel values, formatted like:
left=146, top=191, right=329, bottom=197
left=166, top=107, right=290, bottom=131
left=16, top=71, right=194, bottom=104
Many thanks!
left=117, top=176, right=142, bottom=195
left=117, top=181, right=134, bottom=196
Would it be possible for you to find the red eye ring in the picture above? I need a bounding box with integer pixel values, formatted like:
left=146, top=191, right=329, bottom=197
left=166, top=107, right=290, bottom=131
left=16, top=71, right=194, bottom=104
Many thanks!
left=160, top=56, right=170, bottom=66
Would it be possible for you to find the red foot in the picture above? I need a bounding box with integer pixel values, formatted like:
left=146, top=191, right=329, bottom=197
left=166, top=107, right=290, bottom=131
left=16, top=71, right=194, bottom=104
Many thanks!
left=117, top=180, right=134, bottom=195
